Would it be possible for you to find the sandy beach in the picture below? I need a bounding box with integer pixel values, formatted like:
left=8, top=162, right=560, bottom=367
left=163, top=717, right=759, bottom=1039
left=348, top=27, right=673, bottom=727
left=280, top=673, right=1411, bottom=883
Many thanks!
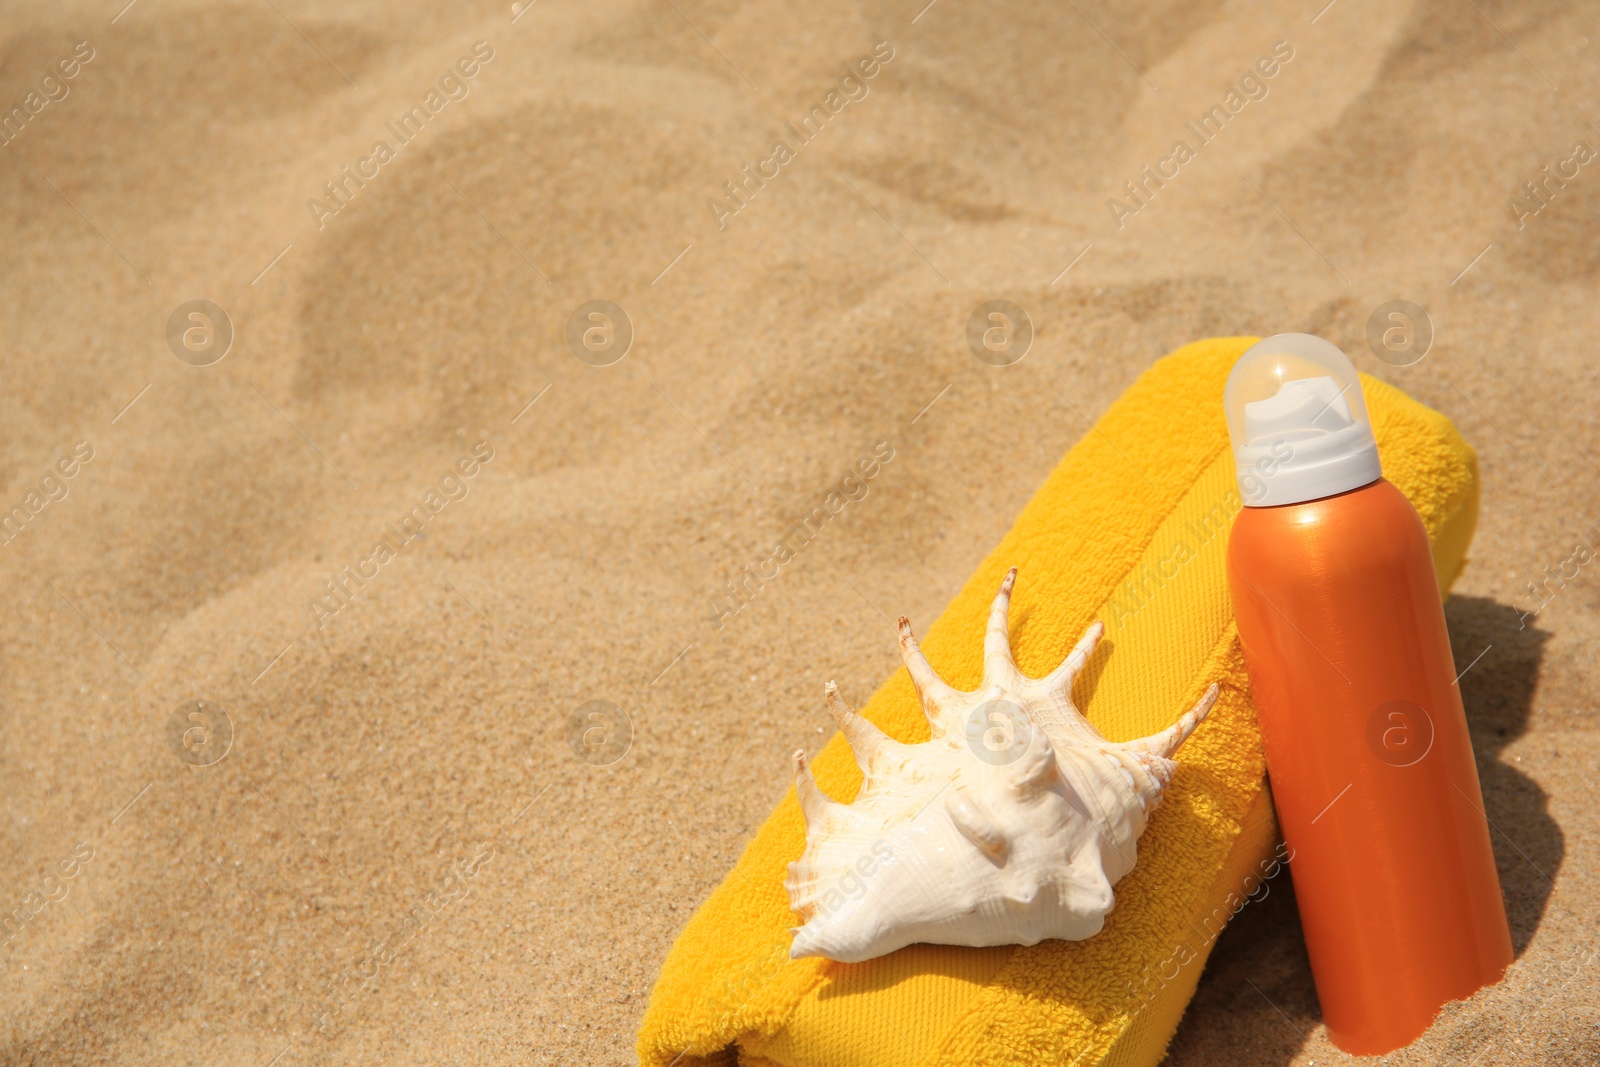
left=0, top=0, right=1595, bottom=1063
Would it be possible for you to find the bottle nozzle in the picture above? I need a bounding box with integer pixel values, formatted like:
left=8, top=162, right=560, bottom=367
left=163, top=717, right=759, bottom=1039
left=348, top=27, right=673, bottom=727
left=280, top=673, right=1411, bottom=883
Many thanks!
left=1224, top=334, right=1382, bottom=506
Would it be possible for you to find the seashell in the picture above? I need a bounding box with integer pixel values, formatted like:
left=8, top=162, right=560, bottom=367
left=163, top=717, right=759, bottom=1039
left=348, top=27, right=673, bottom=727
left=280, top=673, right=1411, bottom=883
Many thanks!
left=785, top=567, right=1217, bottom=963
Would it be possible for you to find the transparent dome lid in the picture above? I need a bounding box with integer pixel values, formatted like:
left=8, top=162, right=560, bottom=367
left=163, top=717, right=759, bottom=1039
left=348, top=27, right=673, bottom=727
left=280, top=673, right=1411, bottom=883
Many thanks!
left=1223, top=333, right=1382, bottom=506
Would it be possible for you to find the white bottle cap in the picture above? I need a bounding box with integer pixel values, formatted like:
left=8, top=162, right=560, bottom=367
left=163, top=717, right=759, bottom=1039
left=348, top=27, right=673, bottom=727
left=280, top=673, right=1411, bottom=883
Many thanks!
left=1223, top=334, right=1382, bottom=507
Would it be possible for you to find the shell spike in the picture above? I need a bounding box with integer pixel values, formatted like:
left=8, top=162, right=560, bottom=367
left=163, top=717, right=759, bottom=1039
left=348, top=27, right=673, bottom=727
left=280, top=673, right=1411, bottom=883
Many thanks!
left=1009, top=733, right=1060, bottom=795
left=825, top=681, right=892, bottom=774
left=1043, top=620, right=1104, bottom=697
left=982, top=568, right=1021, bottom=686
left=945, top=786, right=1010, bottom=862
left=793, top=750, right=833, bottom=827
left=897, top=616, right=958, bottom=732
left=1120, top=683, right=1218, bottom=759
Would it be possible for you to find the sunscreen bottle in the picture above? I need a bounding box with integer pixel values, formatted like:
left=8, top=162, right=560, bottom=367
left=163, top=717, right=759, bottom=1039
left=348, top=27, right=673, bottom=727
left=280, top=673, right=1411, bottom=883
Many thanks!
left=1223, top=334, right=1512, bottom=1054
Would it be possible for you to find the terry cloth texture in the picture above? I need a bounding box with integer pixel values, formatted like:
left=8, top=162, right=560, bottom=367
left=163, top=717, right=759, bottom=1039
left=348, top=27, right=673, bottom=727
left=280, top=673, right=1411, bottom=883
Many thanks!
left=636, top=337, right=1481, bottom=1067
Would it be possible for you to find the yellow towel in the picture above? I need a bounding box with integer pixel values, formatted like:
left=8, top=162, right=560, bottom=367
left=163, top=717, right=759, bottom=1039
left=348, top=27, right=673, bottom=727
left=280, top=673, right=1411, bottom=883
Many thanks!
left=637, top=337, right=1480, bottom=1067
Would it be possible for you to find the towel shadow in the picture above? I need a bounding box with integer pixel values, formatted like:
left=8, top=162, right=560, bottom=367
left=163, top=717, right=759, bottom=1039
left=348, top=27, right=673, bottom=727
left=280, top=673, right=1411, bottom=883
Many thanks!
left=1166, top=595, right=1557, bottom=1064
left=814, top=942, right=1014, bottom=1004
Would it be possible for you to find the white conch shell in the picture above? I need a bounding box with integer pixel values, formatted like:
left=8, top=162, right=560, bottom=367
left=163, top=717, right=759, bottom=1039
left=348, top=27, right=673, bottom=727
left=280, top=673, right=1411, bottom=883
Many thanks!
left=785, top=567, right=1216, bottom=963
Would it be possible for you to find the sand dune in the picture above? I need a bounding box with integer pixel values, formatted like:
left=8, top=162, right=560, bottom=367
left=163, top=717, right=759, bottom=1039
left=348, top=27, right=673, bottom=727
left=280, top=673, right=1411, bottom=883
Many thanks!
left=0, top=0, right=1595, bottom=1063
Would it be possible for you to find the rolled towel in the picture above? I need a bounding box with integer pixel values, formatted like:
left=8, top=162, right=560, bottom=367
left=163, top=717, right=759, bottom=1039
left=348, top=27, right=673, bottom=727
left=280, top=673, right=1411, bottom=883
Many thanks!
left=637, top=336, right=1480, bottom=1067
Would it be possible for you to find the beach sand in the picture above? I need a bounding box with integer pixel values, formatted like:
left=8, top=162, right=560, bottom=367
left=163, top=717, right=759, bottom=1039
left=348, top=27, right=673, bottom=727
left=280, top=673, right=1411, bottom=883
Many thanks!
left=0, top=0, right=1595, bottom=1063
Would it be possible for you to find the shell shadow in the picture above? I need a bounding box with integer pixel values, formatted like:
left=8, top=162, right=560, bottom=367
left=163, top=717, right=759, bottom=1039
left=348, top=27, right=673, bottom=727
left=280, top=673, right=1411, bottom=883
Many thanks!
left=1165, top=595, right=1557, bottom=1063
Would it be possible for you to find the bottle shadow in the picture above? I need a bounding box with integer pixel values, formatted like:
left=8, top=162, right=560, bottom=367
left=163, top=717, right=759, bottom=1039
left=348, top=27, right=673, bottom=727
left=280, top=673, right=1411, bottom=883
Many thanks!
left=1166, top=595, right=1558, bottom=1063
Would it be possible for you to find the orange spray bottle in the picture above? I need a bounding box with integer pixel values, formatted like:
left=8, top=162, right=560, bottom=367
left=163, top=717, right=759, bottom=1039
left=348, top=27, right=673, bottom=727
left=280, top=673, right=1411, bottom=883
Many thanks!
left=1223, top=334, right=1512, bottom=1054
